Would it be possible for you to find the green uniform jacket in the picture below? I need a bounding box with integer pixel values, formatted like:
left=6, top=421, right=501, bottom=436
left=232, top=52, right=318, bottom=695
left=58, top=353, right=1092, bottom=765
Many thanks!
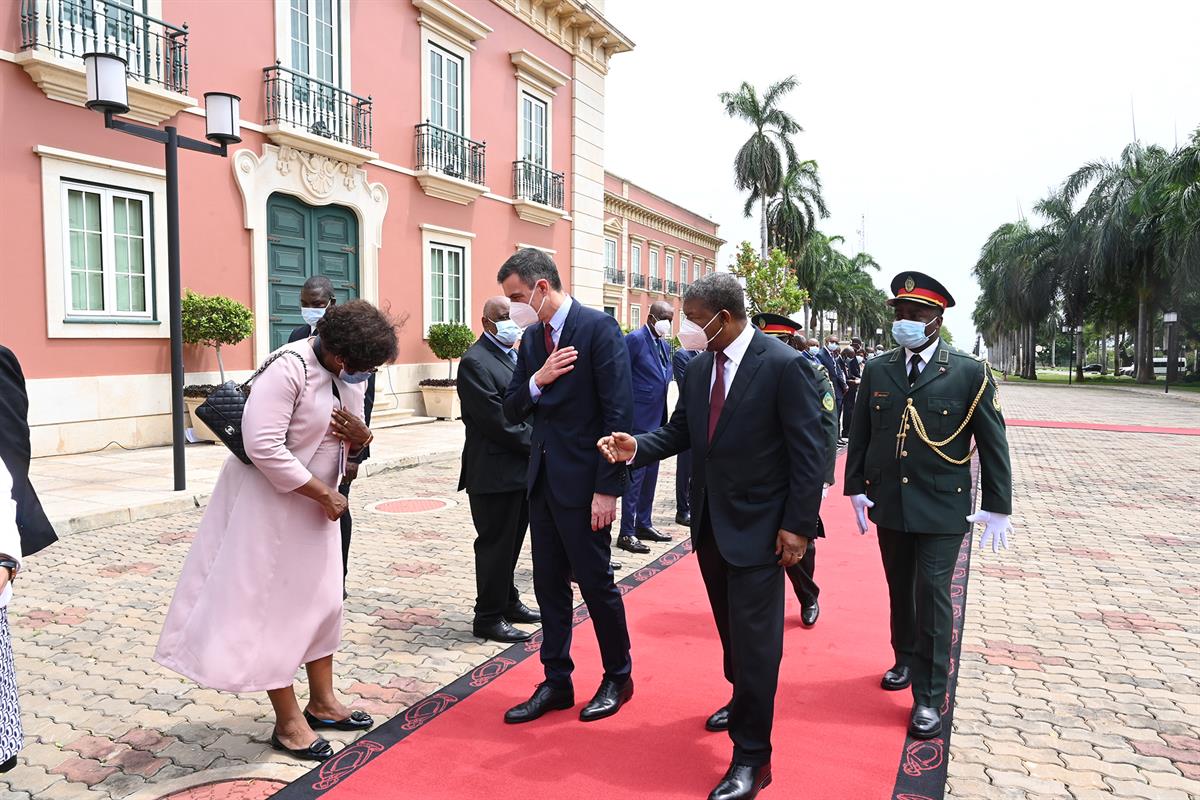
left=843, top=342, right=1012, bottom=534
left=804, top=359, right=839, bottom=485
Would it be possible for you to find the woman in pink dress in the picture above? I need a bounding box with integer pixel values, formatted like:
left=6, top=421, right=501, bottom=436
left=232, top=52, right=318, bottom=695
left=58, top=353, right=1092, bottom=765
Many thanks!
left=156, top=300, right=398, bottom=762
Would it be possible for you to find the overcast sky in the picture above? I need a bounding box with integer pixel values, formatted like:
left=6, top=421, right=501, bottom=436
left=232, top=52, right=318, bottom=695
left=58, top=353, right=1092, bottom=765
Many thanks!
left=603, top=0, right=1200, bottom=345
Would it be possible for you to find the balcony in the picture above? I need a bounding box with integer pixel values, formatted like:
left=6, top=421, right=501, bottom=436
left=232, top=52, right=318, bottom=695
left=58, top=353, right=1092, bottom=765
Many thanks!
left=16, top=0, right=195, bottom=124
left=680, top=282, right=691, bottom=295
left=604, top=268, right=625, bottom=285
left=414, top=122, right=488, bottom=205
left=650, top=277, right=664, bottom=293
left=632, top=274, right=646, bottom=290
left=667, top=280, right=679, bottom=295
left=263, top=64, right=375, bottom=164
left=512, top=160, right=565, bottom=226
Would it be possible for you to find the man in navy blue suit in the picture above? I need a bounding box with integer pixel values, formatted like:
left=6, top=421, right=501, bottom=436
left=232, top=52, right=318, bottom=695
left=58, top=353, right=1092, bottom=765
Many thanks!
left=816, top=334, right=848, bottom=428
left=499, top=248, right=636, bottom=725
left=617, top=300, right=676, bottom=554
left=672, top=346, right=698, bottom=526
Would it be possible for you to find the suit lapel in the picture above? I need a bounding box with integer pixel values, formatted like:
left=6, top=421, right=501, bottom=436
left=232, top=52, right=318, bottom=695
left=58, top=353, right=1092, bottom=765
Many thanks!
left=554, top=300, right=582, bottom=355
left=884, top=348, right=910, bottom=394
left=710, top=331, right=765, bottom=448
left=482, top=336, right=515, bottom=374
left=910, top=345, right=951, bottom=395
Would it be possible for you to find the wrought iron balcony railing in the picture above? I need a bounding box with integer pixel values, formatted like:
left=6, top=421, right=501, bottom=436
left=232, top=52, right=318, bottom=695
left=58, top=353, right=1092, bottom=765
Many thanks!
left=20, top=0, right=188, bottom=93
left=667, top=280, right=679, bottom=295
left=416, top=122, right=485, bottom=185
left=513, top=160, right=564, bottom=210
left=679, top=282, right=691, bottom=295
left=264, top=63, right=372, bottom=150
left=632, top=273, right=646, bottom=290
left=604, top=268, right=625, bottom=285
left=650, top=277, right=664, bottom=293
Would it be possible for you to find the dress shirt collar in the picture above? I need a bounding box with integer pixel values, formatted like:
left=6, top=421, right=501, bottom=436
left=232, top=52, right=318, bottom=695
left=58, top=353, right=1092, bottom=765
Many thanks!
left=719, top=321, right=756, bottom=368
left=906, top=336, right=940, bottom=366
left=547, top=294, right=572, bottom=333
left=483, top=331, right=516, bottom=359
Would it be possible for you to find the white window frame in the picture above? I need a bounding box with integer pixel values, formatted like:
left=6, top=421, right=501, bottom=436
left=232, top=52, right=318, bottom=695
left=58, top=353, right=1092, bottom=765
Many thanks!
left=649, top=249, right=659, bottom=280
left=37, top=146, right=170, bottom=339
left=517, top=86, right=552, bottom=168
left=694, top=259, right=703, bottom=281
left=421, top=30, right=472, bottom=139
left=604, top=237, right=617, bottom=273
left=665, top=253, right=674, bottom=283
left=630, top=305, right=641, bottom=328
left=681, top=256, right=689, bottom=282
left=274, top=0, right=352, bottom=87
left=631, top=243, right=642, bottom=275
left=420, top=223, right=474, bottom=337
left=61, top=181, right=154, bottom=320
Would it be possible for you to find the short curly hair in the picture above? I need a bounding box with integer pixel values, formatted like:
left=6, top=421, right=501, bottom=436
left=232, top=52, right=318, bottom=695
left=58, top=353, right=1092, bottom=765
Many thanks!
left=316, top=299, right=399, bottom=371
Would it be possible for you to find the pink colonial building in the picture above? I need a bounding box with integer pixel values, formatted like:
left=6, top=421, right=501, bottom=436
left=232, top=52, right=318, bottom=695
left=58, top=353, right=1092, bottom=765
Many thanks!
left=601, top=173, right=724, bottom=331
left=0, top=0, right=718, bottom=457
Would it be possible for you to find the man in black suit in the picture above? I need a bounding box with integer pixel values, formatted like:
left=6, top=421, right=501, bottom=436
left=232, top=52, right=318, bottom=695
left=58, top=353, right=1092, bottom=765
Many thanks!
left=599, top=274, right=826, bottom=800
left=817, top=335, right=849, bottom=440
left=499, top=248, right=635, bottom=726
left=456, top=296, right=541, bottom=644
left=288, top=275, right=374, bottom=590
left=671, top=346, right=698, bottom=526
left=0, top=346, right=57, bottom=558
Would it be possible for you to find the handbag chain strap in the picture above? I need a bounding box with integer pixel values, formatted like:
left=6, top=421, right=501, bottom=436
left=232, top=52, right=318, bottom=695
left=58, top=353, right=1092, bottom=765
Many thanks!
left=241, top=349, right=310, bottom=389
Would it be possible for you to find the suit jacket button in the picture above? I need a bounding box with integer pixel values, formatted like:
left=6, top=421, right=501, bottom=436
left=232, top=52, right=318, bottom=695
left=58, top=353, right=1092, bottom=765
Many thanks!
left=942, top=409, right=949, bottom=416
left=875, top=404, right=881, bottom=410
left=901, top=450, right=908, bottom=457
left=956, top=487, right=962, bottom=493
left=901, top=477, right=909, bottom=484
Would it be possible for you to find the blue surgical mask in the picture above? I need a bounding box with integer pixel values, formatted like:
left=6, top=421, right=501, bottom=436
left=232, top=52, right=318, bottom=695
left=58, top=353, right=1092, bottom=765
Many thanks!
left=339, top=369, right=373, bottom=384
left=807, top=346, right=820, bottom=355
left=300, top=306, right=327, bottom=327
left=892, top=318, right=935, bottom=349
left=491, top=319, right=522, bottom=347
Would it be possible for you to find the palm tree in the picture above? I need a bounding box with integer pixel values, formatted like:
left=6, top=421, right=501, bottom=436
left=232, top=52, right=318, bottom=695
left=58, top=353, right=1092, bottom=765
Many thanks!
left=1033, top=186, right=1090, bottom=380
left=719, top=76, right=803, bottom=260
left=767, top=159, right=828, bottom=256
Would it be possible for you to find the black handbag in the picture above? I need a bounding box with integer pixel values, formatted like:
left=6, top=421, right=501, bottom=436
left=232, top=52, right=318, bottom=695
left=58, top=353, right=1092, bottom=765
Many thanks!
left=194, top=349, right=309, bottom=464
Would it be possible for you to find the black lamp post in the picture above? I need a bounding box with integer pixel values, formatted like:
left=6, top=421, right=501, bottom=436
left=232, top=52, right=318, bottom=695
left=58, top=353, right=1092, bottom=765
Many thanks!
left=84, top=52, right=240, bottom=491
left=1164, top=312, right=1179, bottom=395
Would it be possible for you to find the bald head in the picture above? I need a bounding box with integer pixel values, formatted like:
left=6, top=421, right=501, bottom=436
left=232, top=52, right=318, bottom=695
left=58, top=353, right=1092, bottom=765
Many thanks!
left=647, top=300, right=675, bottom=338
left=807, top=338, right=820, bottom=349
left=483, top=295, right=509, bottom=321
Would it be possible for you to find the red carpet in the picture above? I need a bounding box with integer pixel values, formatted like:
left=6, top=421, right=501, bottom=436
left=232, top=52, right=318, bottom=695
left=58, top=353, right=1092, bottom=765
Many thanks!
left=276, top=458, right=932, bottom=800
left=1007, top=418, right=1200, bottom=436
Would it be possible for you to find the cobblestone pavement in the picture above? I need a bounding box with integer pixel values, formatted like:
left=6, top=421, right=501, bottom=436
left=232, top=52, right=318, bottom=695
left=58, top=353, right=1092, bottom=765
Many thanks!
left=1, top=455, right=684, bottom=799
left=948, top=384, right=1200, bottom=799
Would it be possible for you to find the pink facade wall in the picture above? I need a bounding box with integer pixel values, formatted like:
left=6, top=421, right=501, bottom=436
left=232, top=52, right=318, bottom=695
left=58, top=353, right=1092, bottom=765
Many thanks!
left=0, top=0, right=573, bottom=379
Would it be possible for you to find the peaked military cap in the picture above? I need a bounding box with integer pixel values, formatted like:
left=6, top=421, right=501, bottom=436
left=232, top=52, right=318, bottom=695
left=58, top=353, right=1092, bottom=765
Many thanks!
left=888, top=271, right=956, bottom=309
left=750, top=312, right=802, bottom=337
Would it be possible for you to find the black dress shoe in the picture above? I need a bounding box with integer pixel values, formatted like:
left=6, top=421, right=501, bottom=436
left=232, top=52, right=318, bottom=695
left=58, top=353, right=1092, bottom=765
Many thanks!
left=709, top=762, right=772, bottom=800
left=579, top=677, right=633, bottom=722
left=617, top=535, right=651, bottom=554
left=675, top=512, right=692, bottom=526
left=610, top=559, right=623, bottom=571
left=705, top=704, right=730, bottom=732
left=881, top=664, right=911, bottom=691
left=473, top=619, right=532, bottom=643
left=303, top=709, right=374, bottom=731
left=908, top=704, right=942, bottom=739
left=636, top=525, right=673, bottom=542
left=269, top=732, right=334, bottom=762
left=800, top=600, right=820, bottom=627
left=504, top=682, right=575, bottom=724
left=505, top=601, right=542, bottom=624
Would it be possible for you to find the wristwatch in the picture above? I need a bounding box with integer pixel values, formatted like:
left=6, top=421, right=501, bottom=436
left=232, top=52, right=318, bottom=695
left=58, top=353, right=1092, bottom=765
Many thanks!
left=0, top=559, right=17, bottom=584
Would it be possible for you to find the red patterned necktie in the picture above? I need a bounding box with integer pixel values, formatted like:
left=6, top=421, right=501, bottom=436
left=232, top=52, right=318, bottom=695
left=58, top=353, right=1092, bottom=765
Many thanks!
left=544, top=322, right=556, bottom=355
left=707, top=352, right=727, bottom=443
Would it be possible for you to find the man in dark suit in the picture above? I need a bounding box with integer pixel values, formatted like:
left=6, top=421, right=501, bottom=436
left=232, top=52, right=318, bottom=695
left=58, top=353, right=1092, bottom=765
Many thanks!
left=600, top=274, right=826, bottom=800
left=671, top=346, right=698, bottom=526
left=840, top=345, right=862, bottom=439
left=0, top=346, right=57, bottom=558
left=499, top=248, right=635, bottom=726
left=816, top=335, right=849, bottom=435
left=456, top=296, right=540, bottom=644
left=618, top=299, right=676, bottom=554
left=288, top=275, right=374, bottom=590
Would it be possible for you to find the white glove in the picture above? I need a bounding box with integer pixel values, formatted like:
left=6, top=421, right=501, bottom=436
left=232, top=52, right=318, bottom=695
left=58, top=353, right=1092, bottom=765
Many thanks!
left=822, top=483, right=831, bottom=499
left=967, top=510, right=1013, bottom=552
left=850, top=494, right=874, bottom=535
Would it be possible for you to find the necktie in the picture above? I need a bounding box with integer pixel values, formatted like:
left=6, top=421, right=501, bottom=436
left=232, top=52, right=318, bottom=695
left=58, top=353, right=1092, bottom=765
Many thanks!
left=543, top=322, right=556, bottom=355
left=507, top=348, right=518, bottom=365
left=908, top=354, right=921, bottom=386
left=657, top=341, right=669, bottom=371
left=708, top=352, right=727, bottom=443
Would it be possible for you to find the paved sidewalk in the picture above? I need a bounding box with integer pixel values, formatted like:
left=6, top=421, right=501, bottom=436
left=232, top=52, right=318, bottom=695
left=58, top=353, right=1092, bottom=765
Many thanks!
left=30, top=420, right=465, bottom=536
left=947, top=384, right=1200, bottom=799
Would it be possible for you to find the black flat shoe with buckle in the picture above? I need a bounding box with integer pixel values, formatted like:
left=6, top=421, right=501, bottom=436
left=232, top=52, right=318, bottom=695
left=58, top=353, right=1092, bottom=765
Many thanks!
left=269, top=732, right=334, bottom=762
left=303, top=709, right=375, bottom=731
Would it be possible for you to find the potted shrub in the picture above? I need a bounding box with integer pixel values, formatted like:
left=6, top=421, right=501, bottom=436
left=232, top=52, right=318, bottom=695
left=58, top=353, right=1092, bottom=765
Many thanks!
left=181, top=290, right=254, bottom=441
left=419, top=322, right=475, bottom=419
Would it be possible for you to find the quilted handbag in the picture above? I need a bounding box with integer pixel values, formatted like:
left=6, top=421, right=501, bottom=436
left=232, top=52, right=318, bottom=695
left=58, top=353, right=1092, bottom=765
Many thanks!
left=194, top=350, right=308, bottom=465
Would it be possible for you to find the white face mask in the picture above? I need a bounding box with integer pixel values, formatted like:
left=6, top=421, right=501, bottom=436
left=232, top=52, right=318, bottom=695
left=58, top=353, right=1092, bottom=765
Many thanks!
left=651, top=318, right=672, bottom=338
left=808, top=346, right=820, bottom=355
left=677, top=312, right=722, bottom=351
left=300, top=305, right=327, bottom=327
left=491, top=318, right=522, bottom=347
left=508, top=284, right=547, bottom=329
left=826, top=342, right=839, bottom=352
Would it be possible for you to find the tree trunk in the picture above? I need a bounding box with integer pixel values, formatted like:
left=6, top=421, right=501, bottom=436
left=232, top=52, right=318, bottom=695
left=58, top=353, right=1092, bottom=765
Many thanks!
left=1075, top=329, right=1085, bottom=382
left=1099, top=332, right=1107, bottom=374
left=760, top=193, right=769, bottom=262
left=215, top=344, right=226, bottom=384
left=1135, top=291, right=1153, bottom=383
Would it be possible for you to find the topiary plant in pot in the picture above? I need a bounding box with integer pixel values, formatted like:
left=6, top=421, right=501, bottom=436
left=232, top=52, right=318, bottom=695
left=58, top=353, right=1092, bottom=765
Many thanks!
left=418, top=322, right=475, bottom=419
left=181, top=290, right=254, bottom=441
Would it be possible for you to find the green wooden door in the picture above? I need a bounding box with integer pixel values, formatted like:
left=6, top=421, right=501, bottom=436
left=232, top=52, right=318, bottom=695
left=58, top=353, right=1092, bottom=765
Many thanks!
left=266, top=194, right=358, bottom=350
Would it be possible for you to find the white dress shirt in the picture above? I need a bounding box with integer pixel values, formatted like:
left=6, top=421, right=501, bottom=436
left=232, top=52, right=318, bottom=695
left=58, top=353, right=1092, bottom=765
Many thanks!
left=710, top=321, right=756, bottom=396
left=905, top=337, right=941, bottom=376
left=528, top=295, right=574, bottom=401
left=0, top=461, right=22, bottom=608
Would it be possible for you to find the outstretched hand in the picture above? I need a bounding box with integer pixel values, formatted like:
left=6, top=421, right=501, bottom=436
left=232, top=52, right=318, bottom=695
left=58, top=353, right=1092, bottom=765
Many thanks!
left=597, top=432, right=637, bottom=464
left=968, top=510, right=1013, bottom=553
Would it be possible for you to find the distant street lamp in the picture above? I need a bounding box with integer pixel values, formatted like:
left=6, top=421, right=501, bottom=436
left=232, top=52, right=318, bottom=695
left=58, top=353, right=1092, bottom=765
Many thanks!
left=84, top=52, right=240, bottom=492
left=1061, top=325, right=1077, bottom=386
left=1164, top=312, right=1179, bottom=394
left=876, top=327, right=884, bottom=348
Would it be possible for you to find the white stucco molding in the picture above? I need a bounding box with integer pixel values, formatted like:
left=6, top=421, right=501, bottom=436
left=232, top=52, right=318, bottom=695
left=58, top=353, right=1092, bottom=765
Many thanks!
left=510, top=49, right=570, bottom=96
left=231, top=144, right=389, bottom=361
left=413, top=0, right=493, bottom=51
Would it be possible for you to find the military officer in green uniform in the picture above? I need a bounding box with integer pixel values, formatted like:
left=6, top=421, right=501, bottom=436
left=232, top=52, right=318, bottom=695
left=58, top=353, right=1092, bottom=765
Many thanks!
left=844, top=271, right=1013, bottom=740
left=751, top=313, right=837, bottom=628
